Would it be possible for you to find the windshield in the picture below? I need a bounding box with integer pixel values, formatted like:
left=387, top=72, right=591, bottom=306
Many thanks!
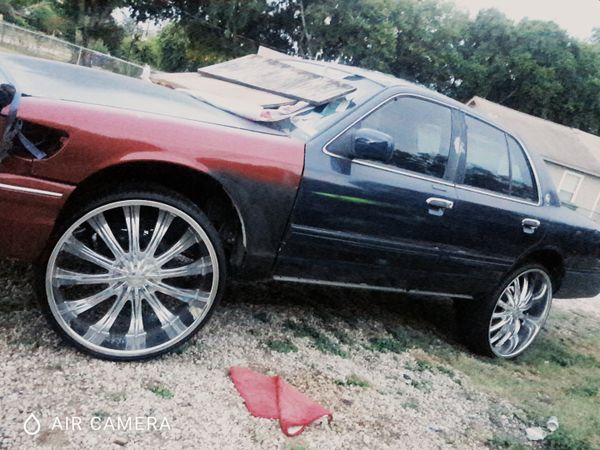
left=260, top=75, right=384, bottom=139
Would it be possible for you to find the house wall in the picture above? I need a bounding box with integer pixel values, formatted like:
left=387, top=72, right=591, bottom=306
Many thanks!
left=544, top=161, right=600, bottom=222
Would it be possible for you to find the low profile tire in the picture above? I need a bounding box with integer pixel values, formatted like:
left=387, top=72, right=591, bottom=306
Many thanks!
left=458, top=264, right=553, bottom=359
left=38, top=186, right=226, bottom=361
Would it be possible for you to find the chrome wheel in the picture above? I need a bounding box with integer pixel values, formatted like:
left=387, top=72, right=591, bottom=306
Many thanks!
left=46, top=199, right=220, bottom=358
left=488, top=268, right=552, bottom=358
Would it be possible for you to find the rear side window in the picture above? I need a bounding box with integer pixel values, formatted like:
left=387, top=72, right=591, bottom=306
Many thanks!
left=464, top=116, right=538, bottom=202
left=464, top=116, right=511, bottom=195
left=506, top=136, right=538, bottom=201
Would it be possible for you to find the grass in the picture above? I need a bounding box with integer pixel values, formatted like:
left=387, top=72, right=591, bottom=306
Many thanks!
left=144, top=381, right=175, bottom=399
left=368, top=337, right=407, bottom=354
left=487, top=435, right=529, bottom=450
left=335, top=375, right=370, bottom=388
left=283, top=320, right=348, bottom=358
left=423, top=311, right=600, bottom=449
left=107, top=391, right=127, bottom=402
left=266, top=338, right=298, bottom=354
left=401, top=399, right=419, bottom=410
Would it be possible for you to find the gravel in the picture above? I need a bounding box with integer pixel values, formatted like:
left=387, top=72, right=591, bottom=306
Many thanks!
left=0, top=259, right=575, bottom=449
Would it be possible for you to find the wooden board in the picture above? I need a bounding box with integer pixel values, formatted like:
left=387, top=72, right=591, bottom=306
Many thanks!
left=150, top=71, right=296, bottom=108
left=198, top=54, right=356, bottom=105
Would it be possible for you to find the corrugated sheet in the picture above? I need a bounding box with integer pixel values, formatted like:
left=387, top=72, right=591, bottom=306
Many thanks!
left=468, top=96, right=600, bottom=177
left=198, top=54, right=356, bottom=105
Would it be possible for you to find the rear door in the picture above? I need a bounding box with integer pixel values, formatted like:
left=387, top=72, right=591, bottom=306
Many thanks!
left=434, top=113, right=545, bottom=296
left=274, top=94, right=461, bottom=292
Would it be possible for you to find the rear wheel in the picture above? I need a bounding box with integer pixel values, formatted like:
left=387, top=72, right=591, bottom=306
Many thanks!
left=459, top=264, right=553, bottom=359
left=40, top=187, right=226, bottom=360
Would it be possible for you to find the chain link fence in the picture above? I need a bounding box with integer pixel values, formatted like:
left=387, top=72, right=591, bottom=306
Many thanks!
left=0, top=20, right=145, bottom=78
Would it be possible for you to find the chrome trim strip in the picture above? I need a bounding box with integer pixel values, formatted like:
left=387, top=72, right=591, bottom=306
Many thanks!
left=321, top=92, right=544, bottom=207
left=0, top=182, right=63, bottom=198
left=322, top=93, right=458, bottom=188
left=272, top=275, right=473, bottom=299
left=455, top=184, right=540, bottom=207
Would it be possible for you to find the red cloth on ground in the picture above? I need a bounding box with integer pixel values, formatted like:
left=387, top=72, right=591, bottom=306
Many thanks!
left=229, top=367, right=332, bottom=436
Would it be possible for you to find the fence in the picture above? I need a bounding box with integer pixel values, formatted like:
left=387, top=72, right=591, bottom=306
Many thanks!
left=0, top=20, right=145, bottom=78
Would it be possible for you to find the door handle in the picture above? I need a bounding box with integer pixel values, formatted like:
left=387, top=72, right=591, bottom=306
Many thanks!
left=426, top=197, right=454, bottom=216
left=522, top=218, right=541, bottom=234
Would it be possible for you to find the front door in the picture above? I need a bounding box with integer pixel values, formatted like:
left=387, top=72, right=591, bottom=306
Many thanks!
left=275, top=95, right=461, bottom=292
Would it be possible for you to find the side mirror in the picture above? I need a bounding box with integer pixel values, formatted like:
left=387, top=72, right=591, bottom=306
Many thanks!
left=352, top=128, right=394, bottom=163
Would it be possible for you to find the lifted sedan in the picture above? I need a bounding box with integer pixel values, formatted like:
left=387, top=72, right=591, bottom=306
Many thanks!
left=0, top=52, right=598, bottom=360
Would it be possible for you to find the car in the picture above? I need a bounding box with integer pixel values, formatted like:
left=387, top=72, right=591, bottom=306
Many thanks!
left=0, top=52, right=599, bottom=361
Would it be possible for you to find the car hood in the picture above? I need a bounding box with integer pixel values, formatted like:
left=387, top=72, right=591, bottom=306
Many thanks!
left=0, top=53, right=281, bottom=135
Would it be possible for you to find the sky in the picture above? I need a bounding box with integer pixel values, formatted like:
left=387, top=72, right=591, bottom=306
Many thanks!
left=451, top=0, right=600, bottom=40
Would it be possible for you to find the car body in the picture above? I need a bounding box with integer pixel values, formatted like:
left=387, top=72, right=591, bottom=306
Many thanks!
left=0, top=53, right=599, bottom=360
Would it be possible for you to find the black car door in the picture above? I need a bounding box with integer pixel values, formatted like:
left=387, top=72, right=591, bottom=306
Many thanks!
left=433, top=113, right=546, bottom=296
left=274, top=94, right=463, bottom=293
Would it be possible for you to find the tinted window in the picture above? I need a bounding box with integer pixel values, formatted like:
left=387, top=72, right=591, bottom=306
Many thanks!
left=507, top=136, right=538, bottom=201
left=330, top=97, right=452, bottom=179
left=464, top=117, right=511, bottom=195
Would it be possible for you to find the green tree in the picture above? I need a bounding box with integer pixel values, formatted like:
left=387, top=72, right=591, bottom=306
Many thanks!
left=57, top=0, right=126, bottom=51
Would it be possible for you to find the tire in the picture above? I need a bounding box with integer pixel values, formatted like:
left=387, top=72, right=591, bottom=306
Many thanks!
left=37, top=185, right=226, bottom=361
left=458, top=264, right=553, bottom=359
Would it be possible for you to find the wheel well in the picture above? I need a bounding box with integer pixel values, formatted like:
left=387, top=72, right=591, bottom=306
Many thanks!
left=521, top=249, right=565, bottom=291
left=60, top=162, right=246, bottom=271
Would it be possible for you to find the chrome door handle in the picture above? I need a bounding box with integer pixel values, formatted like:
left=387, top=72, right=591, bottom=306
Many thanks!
left=426, top=197, right=454, bottom=216
left=522, top=218, right=541, bottom=234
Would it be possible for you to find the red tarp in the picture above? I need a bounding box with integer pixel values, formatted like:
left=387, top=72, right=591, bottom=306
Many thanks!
left=229, top=367, right=332, bottom=436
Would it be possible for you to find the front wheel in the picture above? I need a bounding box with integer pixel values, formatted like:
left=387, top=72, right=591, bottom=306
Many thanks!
left=459, top=264, right=553, bottom=359
left=39, top=187, right=226, bottom=360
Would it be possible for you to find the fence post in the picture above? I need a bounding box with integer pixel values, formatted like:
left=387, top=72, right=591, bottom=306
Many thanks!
left=76, top=47, right=83, bottom=65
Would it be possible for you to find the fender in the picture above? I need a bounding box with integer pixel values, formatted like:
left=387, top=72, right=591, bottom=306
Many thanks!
left=10, top=97, right=306, bottom=275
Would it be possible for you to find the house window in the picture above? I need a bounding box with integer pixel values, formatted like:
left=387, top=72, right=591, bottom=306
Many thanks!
left=558, top=171, right=584, bottom=204
left=591, top=192, right=600, bottom=221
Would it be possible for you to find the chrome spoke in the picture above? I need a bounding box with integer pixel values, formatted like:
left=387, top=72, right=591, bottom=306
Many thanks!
left=519, top=276, right=530, bottom=307
left=150, top=280, right=209, bottom=305
left=156, top=257, right=213, bottom=279
left=145, top=210, right=174, bottom=257
left=49, top=200, right=220, bottom=357
left=125, top=288, right=146, bottom=350
left=58, top=284, right=122, bottom=319
left=83, top=286, right=130, bottom=345
left=142, top=287, right=187, bottom=338
left=490, top=316, right=511, bottom=333
left=489, top=269, right=552, bottom=358
left=88, top=213, right=125, bottom=259
left=155, top=229, right=198, bottom=266
left=63, top=237, right=116, bottom=270
left=54, top=268, right=123, bottom=286
left=123, top=205, right=141, bottom=255
left=531, top=283, right=548, bottom=302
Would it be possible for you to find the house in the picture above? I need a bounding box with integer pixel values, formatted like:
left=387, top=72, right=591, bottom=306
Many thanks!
left=467, top=96, right=600, bottom=222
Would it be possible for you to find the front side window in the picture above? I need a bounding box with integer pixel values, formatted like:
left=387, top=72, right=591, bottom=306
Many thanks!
left=328, top=96, right=452, bottom=179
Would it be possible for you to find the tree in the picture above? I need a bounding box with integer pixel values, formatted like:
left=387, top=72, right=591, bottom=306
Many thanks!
left=57, top=0, right=126, bottom=51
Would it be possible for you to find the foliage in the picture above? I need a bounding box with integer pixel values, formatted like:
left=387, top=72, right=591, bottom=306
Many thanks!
left=124, top=0, right=600, bottom=136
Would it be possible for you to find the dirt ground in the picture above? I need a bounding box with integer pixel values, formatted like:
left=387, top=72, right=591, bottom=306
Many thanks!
left=0, top=260, right=598, bottom=450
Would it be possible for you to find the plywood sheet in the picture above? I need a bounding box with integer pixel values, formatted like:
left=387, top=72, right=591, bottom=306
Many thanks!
left=150, top=71, right=296, bottom=108
left=198, top=54, right=356, bottom=105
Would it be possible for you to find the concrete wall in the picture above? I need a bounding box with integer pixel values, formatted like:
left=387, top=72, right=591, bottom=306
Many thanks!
left=545, top=161, right=600, bottom=222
